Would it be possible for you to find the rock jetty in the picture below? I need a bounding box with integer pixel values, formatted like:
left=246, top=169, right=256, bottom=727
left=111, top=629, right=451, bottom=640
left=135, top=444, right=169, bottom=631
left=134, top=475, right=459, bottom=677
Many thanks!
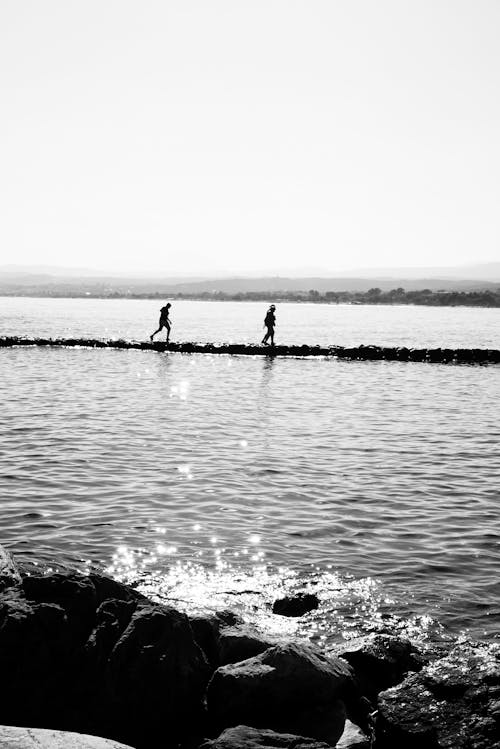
left=1, top=336, right=499, bottom=364
left=1, top=546, right=499, bottom=748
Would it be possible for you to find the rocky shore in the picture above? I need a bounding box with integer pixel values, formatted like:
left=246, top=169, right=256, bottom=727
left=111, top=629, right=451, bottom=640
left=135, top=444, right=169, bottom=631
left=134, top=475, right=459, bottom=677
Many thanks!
left=1, top=336, right=500, bottom=364
left=1, top=546, right=499, bottom=749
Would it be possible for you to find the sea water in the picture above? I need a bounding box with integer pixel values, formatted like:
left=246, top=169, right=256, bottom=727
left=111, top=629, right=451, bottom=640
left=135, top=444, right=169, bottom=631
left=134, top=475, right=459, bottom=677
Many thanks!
left=1, top=297, right=499, bottom=646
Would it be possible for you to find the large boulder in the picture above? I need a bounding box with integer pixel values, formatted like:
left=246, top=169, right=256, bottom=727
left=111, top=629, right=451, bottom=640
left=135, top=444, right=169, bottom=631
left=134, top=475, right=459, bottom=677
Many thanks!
left=187, top=614, right=268, bottom=669
left=88, top=572, right=147, bottom=606
left=0, top=593, right=75, bottom=723
left=376, top=642, right=500, bottom=748
left=207, top=643, right=360, bottom=745
left=0, top=725, right=133, bottom=748
left=333, top=634, right=425, bottom=702
left=200, top=725, right=332, bottom=749
left=219, top=625, right=279, bottom=666
left=0, top=558, right=211, bottom=749
left=105, top=601, right=210, bottom=744
left=22, top=571, right=99, bottom=642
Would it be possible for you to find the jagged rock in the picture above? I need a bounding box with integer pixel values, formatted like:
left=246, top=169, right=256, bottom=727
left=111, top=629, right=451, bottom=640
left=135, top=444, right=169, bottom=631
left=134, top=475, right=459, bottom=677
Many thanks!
left=88, top=572, right=146, bottom=606
left=272, top=593, right=319, bottom=617
left=0, top=594, right=72, bottom=713
left=376, top=642, right=500, bottom=748
left=0, top=336, right=495, bottom=364
left=0, top=725, right=133, bottom=748
left=200, top=725, right=332, bottom=749
left=219, top=625, right=278, bottom=666
left=0, top=546, right=21, bottom=592
left=84, top=598, right=137, bottom=667
left=334, top=634, right=425, bottom=702
left=215, top=609, right=245, bottom=627
left=104, top=601, right=211, bottom=745
left=335, top=719, right=370, bottom=748
left=188, top=614, right=274, bottom=669
left=207, top=643, right=359, bottom=745
left=189, top=613, right=222, bottom=667
left=22, top=571, right=98, bottom=642
left=0, top=551, right=212, bottom=748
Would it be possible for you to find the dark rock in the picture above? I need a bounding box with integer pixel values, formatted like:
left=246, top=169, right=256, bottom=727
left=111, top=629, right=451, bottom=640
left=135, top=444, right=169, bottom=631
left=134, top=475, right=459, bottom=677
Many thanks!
left=0, top=553, right=212, bottom=748
left=427, top=348, right=443, bottom=362
left=0, top=725, right=134, bottom=748
left=0, top=546, right=22, bottom=592
left=189, top=613, right=222, bottom=667
left=0, top=594, right=75, bottom=726
left=188, top=612, right=256, bottom=668
left=272, top=593, right=319, bottom=617
left=207, top=642, right=358, bottom=745
left=441, top=348, right=455, bottom=362
left=88, top=572, right=146, bottom=606
left=107, top=601, right=211, bottom=745
left=376, top=642, right=500, bottom=748
left=22, top=571, right=98, bottom=642
left=381, top=348, right=398, bottom=361
left=84, top=598, right=137, bottom=668
left=219, top=625, right=278, bottom=666
left=1, top=336, right=497, bottom=364
left=334, top=634, right=425, bottom=702
left=200, top=725, right=332, bottom=749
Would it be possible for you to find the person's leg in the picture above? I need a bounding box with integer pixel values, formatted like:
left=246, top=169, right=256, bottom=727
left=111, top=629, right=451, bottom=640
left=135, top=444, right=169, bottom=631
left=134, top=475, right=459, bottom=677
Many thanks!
left=262, top=329, right=269, bottom=344
left=151, top=321, right=165, bottom=341
left=270, top=327, right=274, bottom=346
left=166, top=323, right=171, bottom=343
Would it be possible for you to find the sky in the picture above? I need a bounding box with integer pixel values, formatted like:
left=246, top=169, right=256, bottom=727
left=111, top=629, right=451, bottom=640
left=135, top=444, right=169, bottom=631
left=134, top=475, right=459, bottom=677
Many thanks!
left=1, top=0, right=499, bottom=276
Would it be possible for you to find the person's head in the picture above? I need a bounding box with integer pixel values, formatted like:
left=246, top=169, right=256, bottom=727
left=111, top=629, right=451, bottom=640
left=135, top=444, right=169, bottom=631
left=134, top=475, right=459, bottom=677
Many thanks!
left=270, top=304, right=275, bottom=311
left=166, top=303, right=171, bottom=308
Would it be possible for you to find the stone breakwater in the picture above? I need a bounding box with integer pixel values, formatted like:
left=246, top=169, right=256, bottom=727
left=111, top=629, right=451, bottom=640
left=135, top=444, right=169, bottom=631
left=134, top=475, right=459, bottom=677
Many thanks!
left=1, top=336, right=500, bottom=364
left=1, top=547, right=500, bottom=749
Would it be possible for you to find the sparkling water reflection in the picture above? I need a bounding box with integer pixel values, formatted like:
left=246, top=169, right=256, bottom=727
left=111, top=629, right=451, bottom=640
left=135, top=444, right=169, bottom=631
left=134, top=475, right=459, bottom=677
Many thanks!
left=1, top=340, right=499, bottom=644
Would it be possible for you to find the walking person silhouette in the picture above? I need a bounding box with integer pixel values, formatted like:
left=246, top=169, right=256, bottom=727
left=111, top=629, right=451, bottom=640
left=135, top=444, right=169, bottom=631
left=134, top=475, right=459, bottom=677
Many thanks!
left=262, top=304, right=276, bottom=346
left=150, top=303, right=172, bottom=342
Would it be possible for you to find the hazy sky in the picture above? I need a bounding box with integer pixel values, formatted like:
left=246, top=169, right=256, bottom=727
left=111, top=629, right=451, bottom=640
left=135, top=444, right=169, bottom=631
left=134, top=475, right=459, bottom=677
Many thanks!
left=1, top=1, right=499, bottom=275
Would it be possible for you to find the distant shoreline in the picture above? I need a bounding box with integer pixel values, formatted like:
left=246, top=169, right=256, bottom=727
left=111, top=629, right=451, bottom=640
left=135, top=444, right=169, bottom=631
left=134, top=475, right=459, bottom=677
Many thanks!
left=1, top=289, right=500, bottom=308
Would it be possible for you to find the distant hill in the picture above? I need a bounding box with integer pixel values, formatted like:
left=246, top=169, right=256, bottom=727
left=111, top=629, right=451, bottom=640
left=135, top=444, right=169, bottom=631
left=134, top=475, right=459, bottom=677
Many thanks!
left=149, top=276, right=499, bottom=294
left=330, top=262, right=500, bottom=281
left=1, top=264, right=499, bottom=296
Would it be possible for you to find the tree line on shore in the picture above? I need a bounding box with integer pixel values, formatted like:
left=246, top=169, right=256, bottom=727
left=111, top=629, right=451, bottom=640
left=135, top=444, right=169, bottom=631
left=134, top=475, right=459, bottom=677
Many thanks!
left=1, top=286, right=500, bottom=307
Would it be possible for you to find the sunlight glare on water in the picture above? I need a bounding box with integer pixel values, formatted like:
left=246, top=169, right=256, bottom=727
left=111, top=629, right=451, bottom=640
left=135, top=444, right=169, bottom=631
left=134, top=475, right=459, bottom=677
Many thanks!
left=105, top=540, right=444, bottom=648
left=1, top=298, right=500, bottom=645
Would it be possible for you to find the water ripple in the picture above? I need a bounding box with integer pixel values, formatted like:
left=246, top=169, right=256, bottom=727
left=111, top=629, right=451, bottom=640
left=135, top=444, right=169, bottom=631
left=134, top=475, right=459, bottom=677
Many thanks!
left=1, top=346, right=499, bottom=642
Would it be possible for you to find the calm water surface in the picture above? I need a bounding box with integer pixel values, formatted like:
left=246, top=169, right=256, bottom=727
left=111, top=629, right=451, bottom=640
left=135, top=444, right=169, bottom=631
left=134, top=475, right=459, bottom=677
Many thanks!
left=1, top=298, right=499, bottom=647
left=1, top=295, right=499, bottom=348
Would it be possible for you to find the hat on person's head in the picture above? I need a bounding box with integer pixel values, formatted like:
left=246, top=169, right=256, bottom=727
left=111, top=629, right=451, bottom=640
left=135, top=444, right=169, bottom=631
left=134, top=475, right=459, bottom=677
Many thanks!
left=270, top=304, right=275, bottom=309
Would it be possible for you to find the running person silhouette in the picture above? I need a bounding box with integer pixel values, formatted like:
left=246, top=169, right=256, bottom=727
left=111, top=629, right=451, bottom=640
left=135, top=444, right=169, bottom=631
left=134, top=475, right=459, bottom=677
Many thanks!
left=262, top=304, right=276, bottom=346
left=150, top=303, right=172, bottom=342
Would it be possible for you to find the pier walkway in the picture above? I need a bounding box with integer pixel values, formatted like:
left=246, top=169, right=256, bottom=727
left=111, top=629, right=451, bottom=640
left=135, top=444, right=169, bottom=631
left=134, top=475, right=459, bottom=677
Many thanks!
left=1, top=336, right=499, bottom=364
